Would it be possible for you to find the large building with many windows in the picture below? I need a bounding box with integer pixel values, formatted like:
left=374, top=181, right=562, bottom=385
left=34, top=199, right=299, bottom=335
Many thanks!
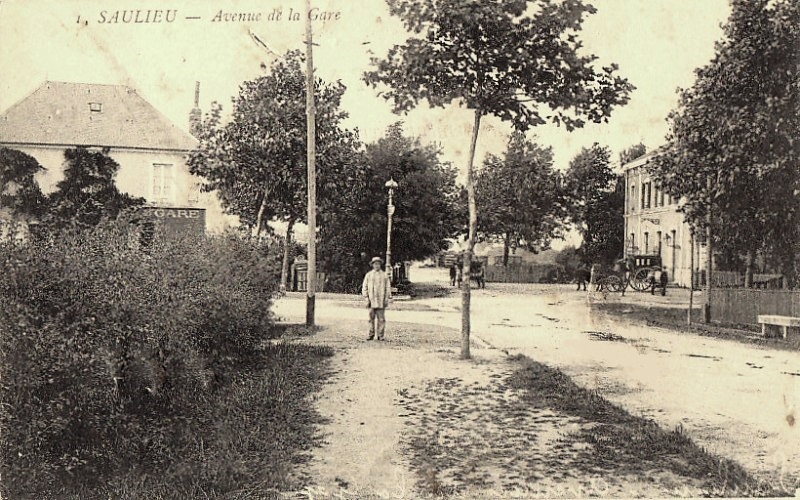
left=622, top=151, right=707, bottom=287
left=0, top=81, right=232, bottom=235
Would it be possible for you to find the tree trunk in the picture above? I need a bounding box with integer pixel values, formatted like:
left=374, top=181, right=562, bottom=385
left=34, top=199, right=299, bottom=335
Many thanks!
left=280, top=220, right=294, bottom=294
left=254, top=183, right=270, bottom=238
left=688, top=230, right=694, bottom=324
left=704, top=177, right=713, bottom=323
left=461, top=109, right=482, bottom=360
left=503, top=232, right=510, bottom=267
left=744, top=248, right=755, bottom=288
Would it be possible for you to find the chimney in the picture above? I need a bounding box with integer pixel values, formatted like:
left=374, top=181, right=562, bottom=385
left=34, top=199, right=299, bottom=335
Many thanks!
left=189, top=81, right=202, bottom=138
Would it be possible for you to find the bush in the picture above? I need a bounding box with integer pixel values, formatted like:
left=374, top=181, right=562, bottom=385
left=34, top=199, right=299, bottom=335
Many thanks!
left=0, top=220, right=283, bottom=497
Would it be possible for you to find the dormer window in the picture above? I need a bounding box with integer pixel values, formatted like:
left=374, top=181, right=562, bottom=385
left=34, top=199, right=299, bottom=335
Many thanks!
left=89, top=102, right=102, bottom=113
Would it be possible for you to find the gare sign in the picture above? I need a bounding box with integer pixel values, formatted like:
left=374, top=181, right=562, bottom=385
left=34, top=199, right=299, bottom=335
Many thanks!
left=140, top=206, right=206, bottom=234
left=149, top=208, right=202, bottom=219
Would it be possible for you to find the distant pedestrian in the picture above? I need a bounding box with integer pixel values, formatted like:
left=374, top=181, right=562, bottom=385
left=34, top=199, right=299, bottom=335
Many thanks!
left=615, top=257, right=633, bottom=296
left=647, top=269, right=657, bottom=295
left=362, top=256, right=391, bottom=341
left=449, top=263, right=457, bottom=286
left=658, top=267, right=669, bottom=296
left=648, top=267, right=668, bottom=296
left=456, top=264, right=463, bottom=288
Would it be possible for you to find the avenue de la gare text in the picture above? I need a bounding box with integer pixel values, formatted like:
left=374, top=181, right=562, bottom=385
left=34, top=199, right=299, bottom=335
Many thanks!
left=96, top=8, right=342, bottom=24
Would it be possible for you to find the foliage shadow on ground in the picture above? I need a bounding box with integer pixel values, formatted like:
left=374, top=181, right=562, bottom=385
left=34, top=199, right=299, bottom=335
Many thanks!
left=398, top=353, right=786, bottom=497
left=506, top=354, right=786, bottom=497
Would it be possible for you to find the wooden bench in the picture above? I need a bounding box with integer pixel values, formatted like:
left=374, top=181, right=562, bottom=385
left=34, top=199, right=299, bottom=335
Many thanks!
left=757, top=315, right=800, bottom=339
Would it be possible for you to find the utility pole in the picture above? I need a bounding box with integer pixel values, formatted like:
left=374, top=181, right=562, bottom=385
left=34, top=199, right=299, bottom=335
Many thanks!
left=305, top=0, right=317, bottom=327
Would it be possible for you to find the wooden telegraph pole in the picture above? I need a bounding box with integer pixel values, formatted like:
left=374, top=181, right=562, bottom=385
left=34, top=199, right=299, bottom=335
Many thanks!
left=305, top=0, right=317, bottom=326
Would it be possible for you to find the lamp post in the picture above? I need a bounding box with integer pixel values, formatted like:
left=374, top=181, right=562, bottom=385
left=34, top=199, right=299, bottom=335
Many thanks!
left=385, top=177, right=398, bottom=282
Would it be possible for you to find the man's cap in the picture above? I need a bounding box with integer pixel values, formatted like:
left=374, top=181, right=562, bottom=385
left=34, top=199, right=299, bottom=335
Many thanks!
left=370, top=256, right=383, bottom=264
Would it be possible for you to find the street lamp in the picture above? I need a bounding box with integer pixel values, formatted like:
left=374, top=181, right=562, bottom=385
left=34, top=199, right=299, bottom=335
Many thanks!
left=385, top=177, right=399, bottom=282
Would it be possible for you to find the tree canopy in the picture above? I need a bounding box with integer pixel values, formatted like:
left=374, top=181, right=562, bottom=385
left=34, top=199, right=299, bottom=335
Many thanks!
left=476, top=132, right=567, bottom=265
left=650, top=0, right=800, bottom=284
left=0, top=147, right=48, bottom=221
left=365, top=0, right=633, bottom=130
left=46, top=148, right=143, bottom=230
left=564, top=144, right=624, bottom=266
left=619, top=143, right=647, bottom=166
left=188, top=50, right=361, bottom=234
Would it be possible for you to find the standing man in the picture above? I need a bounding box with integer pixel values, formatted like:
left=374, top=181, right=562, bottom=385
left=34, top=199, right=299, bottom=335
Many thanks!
left=362, top=256, right=391, bottom=341
left=449, top=263, right=457, bottom=287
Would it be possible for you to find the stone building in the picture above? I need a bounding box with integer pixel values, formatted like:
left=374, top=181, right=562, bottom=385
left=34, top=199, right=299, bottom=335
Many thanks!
left=622, top=151, right=707, bottom=287
left=0, top=80, right=232, bottom=235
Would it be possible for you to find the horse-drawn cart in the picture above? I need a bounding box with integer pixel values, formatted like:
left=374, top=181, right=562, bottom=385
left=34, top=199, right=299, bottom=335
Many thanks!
left=596, top=255, right=663, bottom=293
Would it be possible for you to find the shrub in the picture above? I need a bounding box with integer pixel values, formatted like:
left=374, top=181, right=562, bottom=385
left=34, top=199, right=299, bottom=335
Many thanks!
left=0, top=220, right=282, bottom=497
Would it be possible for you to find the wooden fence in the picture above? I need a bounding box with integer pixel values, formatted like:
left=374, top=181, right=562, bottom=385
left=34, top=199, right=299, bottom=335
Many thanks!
left=710, top=289, right=800, bottom=325
left=710, top=271, right=785, bottom=289
left=484, top=264, right=555, bottom=284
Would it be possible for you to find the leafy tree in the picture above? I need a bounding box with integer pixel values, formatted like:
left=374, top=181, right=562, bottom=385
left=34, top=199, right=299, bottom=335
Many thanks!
left=189, top=50, right=361, bottom=291
left=651, top=0, right=800, bottom=286
left=319, top=123, right=462, bottom=292
left=564, top=144, right=624, bottom=266
left=365, top=0, right=633, bottom=358
left=565, top=144, right=614, bottom=205
left=619, top=143, right=647, bottom=166
left=475, top=133, right=567, bottom=266
left=45, top=148, right=143, bottom=231
left=0, top=148, right=48, bottom=237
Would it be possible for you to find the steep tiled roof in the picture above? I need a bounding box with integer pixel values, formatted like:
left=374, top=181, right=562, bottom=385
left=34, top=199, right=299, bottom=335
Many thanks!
left=0, top=81, right=197, bottom=152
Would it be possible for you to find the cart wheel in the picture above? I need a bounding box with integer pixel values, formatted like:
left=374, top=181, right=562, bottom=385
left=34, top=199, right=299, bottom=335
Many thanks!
left=631, top=267, right=652, bottom=291
left=606, top=275, right=623, bottom=292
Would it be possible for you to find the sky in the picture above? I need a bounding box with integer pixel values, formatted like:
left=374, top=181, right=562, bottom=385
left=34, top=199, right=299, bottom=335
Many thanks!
left=0, top=0, right=731, bottom=176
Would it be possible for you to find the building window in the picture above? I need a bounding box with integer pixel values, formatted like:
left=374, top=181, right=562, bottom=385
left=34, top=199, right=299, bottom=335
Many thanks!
left=152, top=163, right=175, bottom=203
left=630, top=184, right=636, bottom=212
left=660, top=189, right=665, bottom=207
left=89, top=102, right=102, bottom=113
left=188, top=181, right=201, bottom=205
left=644, top=232, right=649, bottom=254
left=657, top=231, right=662, bottom=256
left=645, top=182, right=652, bottom=209
left=641, top=183, right=646, bottom=209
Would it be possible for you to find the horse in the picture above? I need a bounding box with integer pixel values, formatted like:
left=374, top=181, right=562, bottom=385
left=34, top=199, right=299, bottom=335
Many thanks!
left=575, top=267, right=592, bottom=291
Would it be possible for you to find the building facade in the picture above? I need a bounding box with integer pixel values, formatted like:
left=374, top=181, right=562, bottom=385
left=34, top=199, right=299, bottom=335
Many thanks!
left=623, top=152, right=707, bottom=287
left=0, top=81, right=233, bottom=234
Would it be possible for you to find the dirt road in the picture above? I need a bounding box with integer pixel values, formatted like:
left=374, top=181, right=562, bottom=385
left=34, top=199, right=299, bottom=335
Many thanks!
left=273, top=267, right=799, bottom=496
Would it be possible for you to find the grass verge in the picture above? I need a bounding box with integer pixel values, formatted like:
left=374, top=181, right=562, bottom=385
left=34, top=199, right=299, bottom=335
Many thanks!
left=70, top=342, right=332, bottom=499
left=507, top=354, right=788, bottom=497
left=594, top=301, right=800, bottom=352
